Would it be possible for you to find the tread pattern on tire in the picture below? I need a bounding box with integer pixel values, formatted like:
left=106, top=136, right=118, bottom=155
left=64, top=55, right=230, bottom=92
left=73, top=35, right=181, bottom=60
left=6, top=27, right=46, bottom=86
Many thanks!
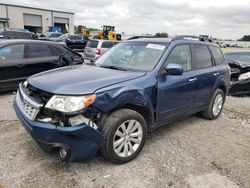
left=100, top=108, right=147, bottom=164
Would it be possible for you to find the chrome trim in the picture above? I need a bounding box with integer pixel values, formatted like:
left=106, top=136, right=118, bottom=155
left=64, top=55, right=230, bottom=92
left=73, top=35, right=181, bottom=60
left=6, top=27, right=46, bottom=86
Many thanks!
left=19, top=83, right=43, bottom=108
left=16, top=83, right=43, bottom=121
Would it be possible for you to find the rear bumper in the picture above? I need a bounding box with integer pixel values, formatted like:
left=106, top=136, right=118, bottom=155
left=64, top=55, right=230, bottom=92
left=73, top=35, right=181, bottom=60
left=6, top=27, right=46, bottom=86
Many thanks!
left=83, top=55, right=99, bottom=62
left=13, top=99, right=104, bottom=161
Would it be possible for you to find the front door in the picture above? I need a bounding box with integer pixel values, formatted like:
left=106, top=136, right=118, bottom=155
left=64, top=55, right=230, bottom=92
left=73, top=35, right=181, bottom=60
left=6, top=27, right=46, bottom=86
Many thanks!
left=157, top=44, right=199, bottom=122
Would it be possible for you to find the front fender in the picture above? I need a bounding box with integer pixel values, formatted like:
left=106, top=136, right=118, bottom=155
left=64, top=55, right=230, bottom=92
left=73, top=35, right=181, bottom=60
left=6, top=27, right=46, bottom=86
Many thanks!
left=92, top=86, right=155, bottom=123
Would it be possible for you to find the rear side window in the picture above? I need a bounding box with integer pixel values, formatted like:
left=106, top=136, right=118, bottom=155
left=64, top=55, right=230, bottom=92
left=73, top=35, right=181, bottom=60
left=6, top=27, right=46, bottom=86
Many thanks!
left=86, top=40, right=98, bottom=48
left=192, top=45, right=212, bottom=69
left=69, top=35, right=82, bottom=40
left=28, top=44, right=52, bottom=58
left=164, top=44, right=192, bottom=71
left=101, top=42, right=113, bottom=48
left=0, top=44, right=25, bottom=61
left=209, top=46, right=225, bottom=65
left=49, top=46, right=63, bottom=56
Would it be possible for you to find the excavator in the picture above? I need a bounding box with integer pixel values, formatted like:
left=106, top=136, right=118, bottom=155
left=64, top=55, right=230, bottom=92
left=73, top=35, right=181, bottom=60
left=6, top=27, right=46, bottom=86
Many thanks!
left=94, top=25, right=121, bottom=41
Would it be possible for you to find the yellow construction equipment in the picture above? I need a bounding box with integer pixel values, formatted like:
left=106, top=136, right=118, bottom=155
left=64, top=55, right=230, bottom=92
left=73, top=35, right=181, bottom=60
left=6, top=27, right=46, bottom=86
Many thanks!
left=76, top=25, right=90, bottom=39
left=94, top=25, right=121, bottom=41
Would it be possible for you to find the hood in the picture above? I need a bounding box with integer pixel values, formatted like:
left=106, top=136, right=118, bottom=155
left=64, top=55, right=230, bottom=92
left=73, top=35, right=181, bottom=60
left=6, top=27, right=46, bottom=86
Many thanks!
left=27, top=65, right=145, bottom=95
left=228, top=59, right=250, bottom=69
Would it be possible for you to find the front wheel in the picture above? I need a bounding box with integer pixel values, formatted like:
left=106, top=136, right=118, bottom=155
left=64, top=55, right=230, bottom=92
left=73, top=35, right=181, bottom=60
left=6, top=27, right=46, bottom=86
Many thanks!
left=100, top=109, right=147, bottom=164
left=201, top=88, right=225, bottom=120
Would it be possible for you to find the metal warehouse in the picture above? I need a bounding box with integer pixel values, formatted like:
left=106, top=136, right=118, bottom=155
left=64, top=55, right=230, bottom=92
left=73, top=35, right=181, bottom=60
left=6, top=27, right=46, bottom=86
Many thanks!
left=0, top=3, right=74, bottom=34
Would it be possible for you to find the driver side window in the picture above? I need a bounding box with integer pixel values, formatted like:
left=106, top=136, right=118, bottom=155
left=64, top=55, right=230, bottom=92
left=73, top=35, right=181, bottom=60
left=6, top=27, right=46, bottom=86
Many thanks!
left=164, top=44, right=192, bottom=71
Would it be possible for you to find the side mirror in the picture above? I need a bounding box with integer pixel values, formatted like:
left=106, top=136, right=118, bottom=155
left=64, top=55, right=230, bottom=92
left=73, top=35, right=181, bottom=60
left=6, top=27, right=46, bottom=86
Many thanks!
left=163, top=63, right=184, bottom=76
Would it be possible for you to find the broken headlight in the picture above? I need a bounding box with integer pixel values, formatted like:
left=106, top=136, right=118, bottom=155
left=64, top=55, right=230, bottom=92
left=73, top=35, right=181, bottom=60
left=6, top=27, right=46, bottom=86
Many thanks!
left=45, top=94, right=96, bottom=114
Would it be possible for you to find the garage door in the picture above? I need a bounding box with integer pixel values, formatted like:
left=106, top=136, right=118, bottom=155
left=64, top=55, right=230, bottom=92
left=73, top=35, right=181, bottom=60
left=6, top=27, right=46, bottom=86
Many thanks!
left=54, top=17, right=69, bottom=24
left=23, top=14, right=42, bottom=27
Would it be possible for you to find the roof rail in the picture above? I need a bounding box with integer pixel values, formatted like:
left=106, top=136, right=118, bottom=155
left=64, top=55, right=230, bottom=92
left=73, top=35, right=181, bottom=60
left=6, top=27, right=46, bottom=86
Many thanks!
left=172, top=35, right=214, bottom=43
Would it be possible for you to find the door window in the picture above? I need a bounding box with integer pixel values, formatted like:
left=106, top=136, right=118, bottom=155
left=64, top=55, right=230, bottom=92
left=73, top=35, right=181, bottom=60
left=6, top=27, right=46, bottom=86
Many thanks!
left=49, top=46, right=63, bottom=56
left=209, top=46, right=225, bottom=65
left=0, top=44, right=25, bottom=62
left=28, top=44, right=52, bottom=58
left=192, top=45, right=213, bottom=69
left=164, top=44, right=192, bottom=71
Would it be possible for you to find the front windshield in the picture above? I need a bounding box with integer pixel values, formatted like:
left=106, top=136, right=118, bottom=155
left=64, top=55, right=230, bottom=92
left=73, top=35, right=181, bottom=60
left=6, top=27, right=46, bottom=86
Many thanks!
left=225, top=53, right=250, bottom=64
left=95, top=42, right=167, bottom=71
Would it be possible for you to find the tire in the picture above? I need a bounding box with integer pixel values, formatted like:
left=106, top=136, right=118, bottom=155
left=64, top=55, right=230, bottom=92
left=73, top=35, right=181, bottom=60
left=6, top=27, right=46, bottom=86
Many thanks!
left=201, top=88, right=225, bottom=120
left=100, top=109, right=147, bottom=164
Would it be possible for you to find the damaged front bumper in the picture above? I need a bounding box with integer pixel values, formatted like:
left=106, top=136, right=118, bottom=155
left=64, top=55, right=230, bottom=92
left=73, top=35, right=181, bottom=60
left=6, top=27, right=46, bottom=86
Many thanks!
left=230, top=78, right=250, bottom=96
left=14, top=99, right=104, bottom=161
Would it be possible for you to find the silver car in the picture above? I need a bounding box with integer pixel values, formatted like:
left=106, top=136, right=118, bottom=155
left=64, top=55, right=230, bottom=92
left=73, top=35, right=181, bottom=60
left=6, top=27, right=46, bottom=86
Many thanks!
left=84, top=39, right=119, bottom=62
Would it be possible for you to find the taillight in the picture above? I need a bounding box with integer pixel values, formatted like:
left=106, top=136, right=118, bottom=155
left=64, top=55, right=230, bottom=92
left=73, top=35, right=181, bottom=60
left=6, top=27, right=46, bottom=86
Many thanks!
left=96, top=48, right=101, bottom=55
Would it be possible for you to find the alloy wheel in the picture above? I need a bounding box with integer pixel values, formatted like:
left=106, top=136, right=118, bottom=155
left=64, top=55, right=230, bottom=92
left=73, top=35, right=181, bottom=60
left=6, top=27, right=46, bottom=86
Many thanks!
left=113, top=119, right=143, bottom=158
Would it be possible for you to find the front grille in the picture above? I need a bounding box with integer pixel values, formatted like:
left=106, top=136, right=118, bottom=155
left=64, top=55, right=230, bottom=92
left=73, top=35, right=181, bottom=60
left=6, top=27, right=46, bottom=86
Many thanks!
left=16, top=85, right=43, bottom=121
left=24, top=84, right=53, bottom=104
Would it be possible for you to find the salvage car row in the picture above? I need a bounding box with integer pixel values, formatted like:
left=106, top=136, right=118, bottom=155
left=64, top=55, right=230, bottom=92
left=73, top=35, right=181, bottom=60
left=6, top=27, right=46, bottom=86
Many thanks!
left=0, top=35, right=249, bottom=164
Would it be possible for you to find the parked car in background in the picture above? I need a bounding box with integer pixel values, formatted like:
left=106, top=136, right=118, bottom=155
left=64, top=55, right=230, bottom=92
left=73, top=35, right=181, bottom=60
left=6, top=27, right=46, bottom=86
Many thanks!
left=225, top=51, right=250, bottom=95
left=13, top=36, right=230, bottom=164
left=53, top=34, right=87, bottom=52
left=0, top=39, right=84, bottom=92
left=38, top=32, right=63, bottom=40
left=84, top=39, right=119, bottom=62
left=0, top=29, right=33, bottom=39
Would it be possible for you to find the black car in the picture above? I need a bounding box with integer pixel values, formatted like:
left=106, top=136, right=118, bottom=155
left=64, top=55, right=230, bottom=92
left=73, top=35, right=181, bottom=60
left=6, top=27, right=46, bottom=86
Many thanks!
left=0, top=39, right=84, bottom=92
left=53, top=34, right=87, bottom=52
left=38, top=32, right=63, bottom=40
left=0, top=29, right=33, bottom=39
left=225, top=51, right=250, bottom=95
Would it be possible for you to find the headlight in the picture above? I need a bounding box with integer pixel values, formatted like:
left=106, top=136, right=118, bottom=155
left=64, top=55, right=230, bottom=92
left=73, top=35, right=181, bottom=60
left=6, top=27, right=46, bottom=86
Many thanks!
left=45, top=94, right=96, bottom=113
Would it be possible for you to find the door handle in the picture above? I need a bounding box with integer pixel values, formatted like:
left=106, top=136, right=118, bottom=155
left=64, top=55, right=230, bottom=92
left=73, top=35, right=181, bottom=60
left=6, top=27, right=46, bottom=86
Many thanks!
left=189, top=77, right=197, bottom=82
left=214, top=72, right=220, bottom=76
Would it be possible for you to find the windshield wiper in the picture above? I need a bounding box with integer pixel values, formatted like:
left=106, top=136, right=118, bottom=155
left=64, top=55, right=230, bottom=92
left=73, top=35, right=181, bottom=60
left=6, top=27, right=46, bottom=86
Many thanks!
left=99, top=65, right=127, bottom=71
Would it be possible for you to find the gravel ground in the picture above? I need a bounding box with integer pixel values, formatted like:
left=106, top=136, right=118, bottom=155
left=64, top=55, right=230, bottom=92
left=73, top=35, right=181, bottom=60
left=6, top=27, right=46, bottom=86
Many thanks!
left=0, top=92, right=249, bottom=188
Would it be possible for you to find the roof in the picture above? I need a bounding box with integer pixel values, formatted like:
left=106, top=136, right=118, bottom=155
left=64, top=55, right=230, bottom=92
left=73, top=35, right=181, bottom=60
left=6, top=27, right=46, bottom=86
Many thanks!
left=127, top=36, right=219, bottom=47
left=127, top=38, right=172, bottom=44
left=0, top=3, right=74, bottom=15
left=0, top=39, right=64, bottom=46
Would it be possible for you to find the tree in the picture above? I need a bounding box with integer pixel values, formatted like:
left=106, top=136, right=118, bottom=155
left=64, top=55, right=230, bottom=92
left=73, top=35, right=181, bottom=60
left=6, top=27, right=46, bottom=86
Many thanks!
left=238, top=35, right=250, bottom=41
left=155, top=32, right=169, bottom=38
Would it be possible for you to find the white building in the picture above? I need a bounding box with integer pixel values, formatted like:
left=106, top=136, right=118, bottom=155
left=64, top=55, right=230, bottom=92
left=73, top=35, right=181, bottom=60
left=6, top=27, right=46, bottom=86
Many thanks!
left=0, top=3, right=74, bottom=34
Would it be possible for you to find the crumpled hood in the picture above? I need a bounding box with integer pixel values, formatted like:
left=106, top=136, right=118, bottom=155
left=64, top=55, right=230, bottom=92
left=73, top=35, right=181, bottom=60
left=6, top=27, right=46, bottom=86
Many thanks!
left=28, top=65, right=145, bottom=95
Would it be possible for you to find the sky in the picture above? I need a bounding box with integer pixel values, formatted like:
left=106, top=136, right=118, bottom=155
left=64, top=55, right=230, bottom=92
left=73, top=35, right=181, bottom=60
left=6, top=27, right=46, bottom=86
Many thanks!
left=2, top=0, right=250, bottom=40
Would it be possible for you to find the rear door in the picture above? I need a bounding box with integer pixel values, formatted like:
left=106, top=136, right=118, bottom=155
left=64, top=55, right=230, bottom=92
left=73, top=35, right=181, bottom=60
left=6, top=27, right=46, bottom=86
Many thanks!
left=25, top=43, right=61, bottom=76
left=0, top=43, right=27, bottom=90
left=190, top=44, right=216, bottom=107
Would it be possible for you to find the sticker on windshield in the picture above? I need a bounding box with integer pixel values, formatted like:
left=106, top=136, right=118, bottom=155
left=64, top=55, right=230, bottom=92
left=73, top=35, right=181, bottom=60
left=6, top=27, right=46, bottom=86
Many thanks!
left=146, top=44, right=165, bottom=50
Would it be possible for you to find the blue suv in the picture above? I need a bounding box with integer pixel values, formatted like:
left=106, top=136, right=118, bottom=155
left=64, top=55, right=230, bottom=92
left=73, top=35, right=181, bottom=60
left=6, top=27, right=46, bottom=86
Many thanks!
left=14, top=36, right=230, bottom=164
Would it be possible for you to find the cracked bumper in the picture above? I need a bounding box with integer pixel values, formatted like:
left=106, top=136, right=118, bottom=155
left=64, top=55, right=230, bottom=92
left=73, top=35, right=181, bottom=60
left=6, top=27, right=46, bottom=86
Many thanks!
left=14, top=99, right=104, bottom=161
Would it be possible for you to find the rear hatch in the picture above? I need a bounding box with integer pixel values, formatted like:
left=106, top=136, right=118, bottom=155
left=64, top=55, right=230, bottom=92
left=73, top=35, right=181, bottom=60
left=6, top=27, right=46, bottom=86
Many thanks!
left=84, top=40, right=99, bottom=58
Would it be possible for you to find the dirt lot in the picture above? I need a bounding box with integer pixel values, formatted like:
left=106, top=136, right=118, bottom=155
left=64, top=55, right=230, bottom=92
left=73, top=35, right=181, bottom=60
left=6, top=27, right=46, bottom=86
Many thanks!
left=0, top=92, right=249, bottom=188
